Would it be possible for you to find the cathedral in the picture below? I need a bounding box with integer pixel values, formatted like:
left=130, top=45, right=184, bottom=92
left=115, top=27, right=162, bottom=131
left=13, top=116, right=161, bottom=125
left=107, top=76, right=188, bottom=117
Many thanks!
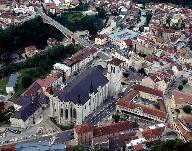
left=49, top=58, right=123, bottom=125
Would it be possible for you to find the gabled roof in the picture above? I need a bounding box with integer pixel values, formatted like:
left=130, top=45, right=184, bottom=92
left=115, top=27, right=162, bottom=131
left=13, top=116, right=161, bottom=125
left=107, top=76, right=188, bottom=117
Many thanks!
left=132, top=84, right=163, bottom=98
left=63, top=48, right=97, bottom=67
left=172, top=90, right=192, bottom=105
left=108, top=58, right=124, bottom=66
left=117, top=90, right=167, bottom=119
left=94, top=121, right=139, bottom=137
left=75, top=124, right=94, bottom=134
left=36, top=76, right=57, bottom=88
left=23, top=82, right=41, bottom=97
left=23, top=76, right=56, bottom=97
left=54, top=66, right=108, bottom=105
left=141, top=126, right=165, bottom=140
left=11, top=100, right=42, bottom=121
left=25, top=46, right=37, bottom=53
left=13, top=97, right=31, bottom=107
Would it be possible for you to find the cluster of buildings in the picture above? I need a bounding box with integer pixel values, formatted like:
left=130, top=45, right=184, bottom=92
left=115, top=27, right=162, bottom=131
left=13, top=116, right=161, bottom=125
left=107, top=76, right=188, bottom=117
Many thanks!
left=2, top=0, right=192, bottom=150
left=74, top=122, right=167, bottom=150
left=0, top=5, right=36, bottom=29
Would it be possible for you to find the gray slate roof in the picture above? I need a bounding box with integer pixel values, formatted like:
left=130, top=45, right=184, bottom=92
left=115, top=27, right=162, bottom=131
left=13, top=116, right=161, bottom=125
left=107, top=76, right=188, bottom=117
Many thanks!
left=12, top=94, right=49, bottom=121
left=11, top=100, right=42, bottom=121
left=54, top=65, right=109, bottom=105
left=6, top=74, right=18, bottom=88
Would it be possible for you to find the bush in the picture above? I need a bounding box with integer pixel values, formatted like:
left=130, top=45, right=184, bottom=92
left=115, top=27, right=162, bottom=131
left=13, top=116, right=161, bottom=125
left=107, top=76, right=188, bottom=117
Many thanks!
left=183, top=105, right=192, bottom=114
left=112, top=114, right=120, bottom=123
left=21, top=75, right=33, bottom=89
left=182, top=79, right=188, bottom=85
left=178, top=85, right=183, bottom=91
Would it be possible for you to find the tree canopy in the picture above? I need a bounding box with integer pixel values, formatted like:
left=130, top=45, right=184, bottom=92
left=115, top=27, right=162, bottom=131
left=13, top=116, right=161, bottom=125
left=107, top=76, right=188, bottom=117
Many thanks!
left=150, top=139, right=192, bottom=151
left=132, top=0, right=192, bottom=7
left=0, top=17, right=63, bottom=55
left=183, top=105, right=192, bottom=114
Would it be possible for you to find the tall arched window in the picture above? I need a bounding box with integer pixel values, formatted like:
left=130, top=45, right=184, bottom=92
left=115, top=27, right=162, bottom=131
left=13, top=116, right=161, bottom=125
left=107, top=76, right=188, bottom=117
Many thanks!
left=65, top=109, right=68, bottom=119
left=73, top=109, right=77, bottom=119
left=60, top=109, right=63, bottom=117
left=70, top=108, right=72, bottom=118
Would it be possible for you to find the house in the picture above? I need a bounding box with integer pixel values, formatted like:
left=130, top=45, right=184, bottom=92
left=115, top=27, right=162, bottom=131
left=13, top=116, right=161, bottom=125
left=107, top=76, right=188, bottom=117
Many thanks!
left=74, top=121, right=139, bottom=146
left=10, top=100, right=43, bottom=128
left=6, top=74, right=19, bottom=94
left=126, top=138, right=147, bottom=151
left=188, top=74, right=192, bottom=86
left=23, top=76, right=62, bottom=97
left=116, top=88, right=167, bottom=123
left=139, top=123, right=166, bottom=141
left=92, top=136, right=109, bottom=150
left=74, top=124, right=94, bottom=145
left=63, top=48, right=97, bottom=76
left=132, top=84, right=164, bottom=102
left=108, top=29, right=139, bottom=49
left=47, top=38, right=61, bottom=47
left=49, top=66, right=109, bottom=125
left=13, top=93, right=49, bottom=111
left=141, top=70, right=174, bottom=93
left=172, top=118, right=192, bottom=142
left=25, top=46, right=38, bottom=57
left=95, top=34, right=108, bottom=45
left=172, top=64, right=183, bottom=78
left=171, top=90, right=192, bottom=109
left=16, top=141, right=66, bottom=151
left=53, top=63, right=71, bottom=78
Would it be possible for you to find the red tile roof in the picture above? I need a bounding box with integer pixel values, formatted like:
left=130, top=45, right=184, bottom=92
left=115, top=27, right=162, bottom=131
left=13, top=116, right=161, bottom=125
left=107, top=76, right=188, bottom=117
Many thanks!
left=117, top=90, right=167, bottom=119
left=124, top=39, right=133, bottom=46
left=23, top=76, right=57, bottom=97
left=0, top=102, right=5, bottom=111
left=133, top=143, right=144, bottom=151
left=108, top=57, right=124, bottom=66
left=25, top=46, right=37, bottom=53
left=174, top=119, right=192, bottom=141
left=75, top=124, right=94, bottom=134
left=132, top=84, right=163, bottom=98
left=0, top=0, right=6, bottom=4
left=36, top=76, right=57, bottom=88
left=63, top=48, right=97, bottom=67
left=172, top=90, right=192, bottom=105
left=0, top=144, right=16, bottom=151
left=94, top=121, right=139, bottom=137
left=23, top=81, right=41, bottom=97
left=141, top=127, right=165, bottom=140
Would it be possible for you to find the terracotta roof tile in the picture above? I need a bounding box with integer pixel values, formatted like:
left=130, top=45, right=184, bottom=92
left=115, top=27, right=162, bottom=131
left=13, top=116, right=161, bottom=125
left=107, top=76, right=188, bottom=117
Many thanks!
left=174, top=119, right=192, bottom=141
left=94, top=121, right=139, bottom=137
left=63, top=48, right=97, bottom=67
left=172, top=90, right=192, bottom=105
left=75, top=124, right=93, bottom=134
left=133, top=143, right=144, bottom=151
left=132, top=84, right=163, bottom=97
left=108, top=58, right=124, bottom=66
left=142, top=127, right=165, bottom=140
left=25, top=46, right=37, bottom=53
left=117, top=90, right=167, bottom=119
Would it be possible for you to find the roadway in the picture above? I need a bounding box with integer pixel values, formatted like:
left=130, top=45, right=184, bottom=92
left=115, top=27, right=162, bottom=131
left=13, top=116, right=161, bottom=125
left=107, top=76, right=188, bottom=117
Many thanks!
left=36, top=7, right=92, bottom=48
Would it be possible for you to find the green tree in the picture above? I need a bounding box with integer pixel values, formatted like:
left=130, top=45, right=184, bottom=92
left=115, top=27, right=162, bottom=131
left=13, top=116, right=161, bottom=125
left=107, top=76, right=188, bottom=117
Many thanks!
left=183, top=105, right=192, bottom=114
left=182, top=79, right=188, bottom=85
left=178, top=85, right=183, bottom=91
left=21, top=75, right=33, bottom=89
left=112, top=114, right=120, bottom=123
